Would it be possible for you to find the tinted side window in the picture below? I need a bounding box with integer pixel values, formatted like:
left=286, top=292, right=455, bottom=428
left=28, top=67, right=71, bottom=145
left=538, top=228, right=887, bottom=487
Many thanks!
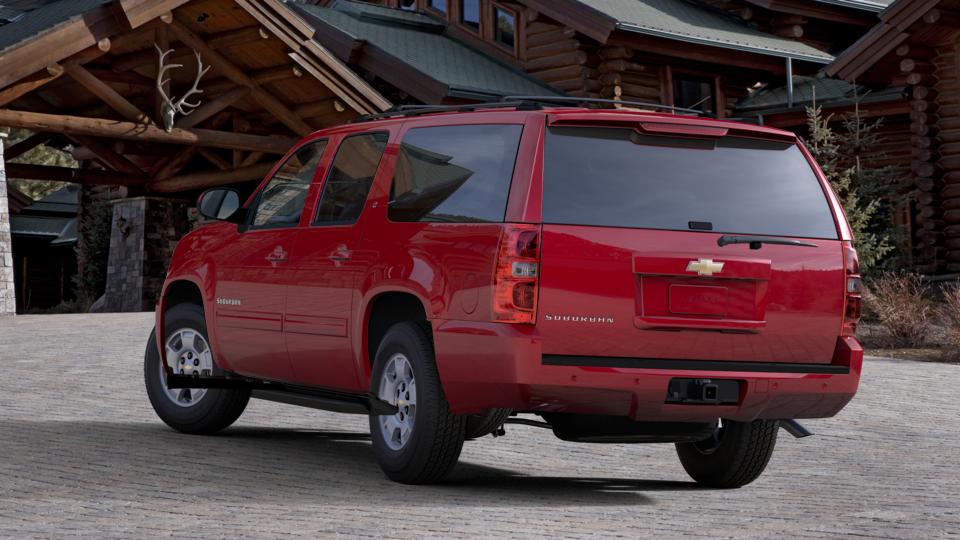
left=389, top=124, right=522, bottom=223
left=251, top=140, right=327, bottom=228
left=543, top=127, right=838, bottom=239
left=314, top=133, right=388, bottom=226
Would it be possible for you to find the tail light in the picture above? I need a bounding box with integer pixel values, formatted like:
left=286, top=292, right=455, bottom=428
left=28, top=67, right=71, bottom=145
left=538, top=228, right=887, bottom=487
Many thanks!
left=841, top=241, right=862, bottom=337
left=493, top=224, right=540, bottom=323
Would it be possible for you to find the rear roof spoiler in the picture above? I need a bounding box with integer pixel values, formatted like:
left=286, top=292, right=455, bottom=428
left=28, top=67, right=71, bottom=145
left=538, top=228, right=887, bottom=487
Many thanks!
left=546, top=113, right=797, bottom=143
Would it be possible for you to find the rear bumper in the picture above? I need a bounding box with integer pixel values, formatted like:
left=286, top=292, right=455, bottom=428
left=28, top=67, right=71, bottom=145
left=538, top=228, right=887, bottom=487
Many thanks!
left=433, top=320, right=862, bottom=422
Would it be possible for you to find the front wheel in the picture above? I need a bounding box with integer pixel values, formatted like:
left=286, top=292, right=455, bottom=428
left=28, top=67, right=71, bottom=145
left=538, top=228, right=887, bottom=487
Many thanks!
left=144, top=303, right=250, bottom=435
left=675, top=419, right=779, bottom=488
left=369, top=321, right=465, bottom=484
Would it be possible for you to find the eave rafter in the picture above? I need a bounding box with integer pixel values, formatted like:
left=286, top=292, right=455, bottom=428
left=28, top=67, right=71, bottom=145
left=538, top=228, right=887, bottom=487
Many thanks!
left=0, top=0, right=391, bottom=193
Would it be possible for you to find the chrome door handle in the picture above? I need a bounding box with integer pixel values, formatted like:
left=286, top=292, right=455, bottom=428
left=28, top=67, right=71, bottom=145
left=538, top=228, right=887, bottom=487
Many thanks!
left=266, top=245, right=288, bottom=267
left=328, top=245, right=353, bottom=262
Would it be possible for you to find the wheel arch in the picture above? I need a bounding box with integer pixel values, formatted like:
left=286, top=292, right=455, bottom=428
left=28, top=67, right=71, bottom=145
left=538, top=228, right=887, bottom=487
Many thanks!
left=361, top=289, right=430, bottom=382
left=157, top=277, right=214, bottom=368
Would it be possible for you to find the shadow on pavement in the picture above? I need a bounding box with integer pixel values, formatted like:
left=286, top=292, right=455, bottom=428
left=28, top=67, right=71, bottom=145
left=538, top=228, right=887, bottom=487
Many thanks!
left=0, top=419, right=705, bottom=507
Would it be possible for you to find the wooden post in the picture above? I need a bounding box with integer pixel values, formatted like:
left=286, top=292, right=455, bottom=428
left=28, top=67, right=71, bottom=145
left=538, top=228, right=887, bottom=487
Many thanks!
left=0, top=129, right=15, bottom=315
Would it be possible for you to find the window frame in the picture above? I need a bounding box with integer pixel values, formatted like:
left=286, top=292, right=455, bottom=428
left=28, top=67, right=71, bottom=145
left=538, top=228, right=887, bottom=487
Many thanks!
left=671, top=71, right=720, bottom=116
left=425, top=0, right=447, bottom=16
left=245, top=138, right=329, bottom=231
left=491, top=2, right=518, bottom=53
left=310, top=131, right=390, bottom=228
left=457, top=0, right=481, bottom=33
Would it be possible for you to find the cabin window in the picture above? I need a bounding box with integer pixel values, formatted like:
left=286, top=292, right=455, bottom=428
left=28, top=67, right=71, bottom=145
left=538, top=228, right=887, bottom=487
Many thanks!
left=397, top=0, right=417, bottom=10
left=428, top=0, right=447, bottom=13
left=493, top=5, right=516, bottom=50
left=673, top=74, right=717, bottom=114
left=460, top=0, right=480, bottom=32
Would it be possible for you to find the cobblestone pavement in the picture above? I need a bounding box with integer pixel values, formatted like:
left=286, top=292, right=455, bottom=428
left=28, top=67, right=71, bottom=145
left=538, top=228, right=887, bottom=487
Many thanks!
left=0, top=313, right=958, bottom=538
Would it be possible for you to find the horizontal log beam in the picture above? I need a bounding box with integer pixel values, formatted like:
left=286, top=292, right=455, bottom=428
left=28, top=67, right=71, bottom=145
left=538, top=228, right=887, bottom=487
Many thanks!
left=148, top=162, right=273, bottom=192
left=5, top=163, right=146, bottom=186
left=0, top=108, right=294, bottom=154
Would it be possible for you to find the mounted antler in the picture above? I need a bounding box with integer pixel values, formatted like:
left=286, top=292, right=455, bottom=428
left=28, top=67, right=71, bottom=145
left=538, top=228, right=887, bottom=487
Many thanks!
left=155, top=44, right=212, bottom=132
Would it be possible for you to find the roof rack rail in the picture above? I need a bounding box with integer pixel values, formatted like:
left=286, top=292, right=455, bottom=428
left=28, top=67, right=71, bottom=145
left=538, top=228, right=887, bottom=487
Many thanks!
left=353, top=101, right=541, bottom=122
left=352, top=95, right=708, bottom=123
left=501, top=95, right=707, bottom=116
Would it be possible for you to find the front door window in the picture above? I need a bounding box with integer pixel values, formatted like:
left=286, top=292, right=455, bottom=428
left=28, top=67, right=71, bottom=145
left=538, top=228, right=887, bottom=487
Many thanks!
left=251, top=140, right=328, bottom=229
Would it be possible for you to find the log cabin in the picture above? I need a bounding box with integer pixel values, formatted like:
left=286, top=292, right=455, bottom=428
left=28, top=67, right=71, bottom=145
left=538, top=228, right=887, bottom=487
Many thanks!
left=825, top=0, right=960, bottom=275
left=0, top=0, right=927, bottom=313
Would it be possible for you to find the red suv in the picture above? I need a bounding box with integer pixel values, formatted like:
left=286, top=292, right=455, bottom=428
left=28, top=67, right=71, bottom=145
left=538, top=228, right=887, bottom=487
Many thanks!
left=145, top=99, right=863, bottom=487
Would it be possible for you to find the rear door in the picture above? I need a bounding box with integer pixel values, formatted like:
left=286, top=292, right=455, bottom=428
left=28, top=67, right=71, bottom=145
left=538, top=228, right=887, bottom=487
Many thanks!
left=536, top=123, right=845, bottom=364
left=284, top=132, right=389, bottom=390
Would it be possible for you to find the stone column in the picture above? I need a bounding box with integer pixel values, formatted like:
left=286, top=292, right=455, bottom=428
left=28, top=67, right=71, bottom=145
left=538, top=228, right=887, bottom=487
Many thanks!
left=102, top=197, right=190, bottom=312
left=0, top=129, right=14, bottom=316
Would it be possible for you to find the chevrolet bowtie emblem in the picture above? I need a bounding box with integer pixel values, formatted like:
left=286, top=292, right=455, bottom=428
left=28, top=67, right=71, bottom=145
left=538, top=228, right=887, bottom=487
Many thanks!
left=686, top=258, right=725, bottom=277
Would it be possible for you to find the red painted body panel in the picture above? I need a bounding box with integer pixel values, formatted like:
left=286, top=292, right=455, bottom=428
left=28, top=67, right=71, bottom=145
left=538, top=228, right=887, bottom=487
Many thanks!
left=157, top=106, right=862, bottom=422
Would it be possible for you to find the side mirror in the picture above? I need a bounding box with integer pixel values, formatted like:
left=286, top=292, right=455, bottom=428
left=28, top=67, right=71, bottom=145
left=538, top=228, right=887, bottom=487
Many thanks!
left=197, top=188, right=243, bottom=222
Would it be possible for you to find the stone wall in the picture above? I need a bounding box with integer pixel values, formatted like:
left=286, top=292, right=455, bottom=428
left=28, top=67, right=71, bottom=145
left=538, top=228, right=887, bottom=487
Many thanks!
left=102, top=197, right=190, bottom=312
left=0, top=131, right=14, bottom=316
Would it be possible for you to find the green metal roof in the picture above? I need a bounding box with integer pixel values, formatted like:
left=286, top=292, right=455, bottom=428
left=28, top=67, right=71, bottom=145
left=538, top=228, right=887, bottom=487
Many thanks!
left=574, top=0, right=835, bottom=63
left=294, top=1, right=559, bottom=100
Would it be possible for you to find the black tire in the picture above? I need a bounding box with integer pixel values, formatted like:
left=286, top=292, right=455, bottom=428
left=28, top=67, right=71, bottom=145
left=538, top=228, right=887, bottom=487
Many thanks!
left=369, top=321, right=466, bottom=484
left=675, top=419, right=779, bottom=489
left=465, top=408, right=512, bottom=440
left=144, top=303, right=250, bottom=435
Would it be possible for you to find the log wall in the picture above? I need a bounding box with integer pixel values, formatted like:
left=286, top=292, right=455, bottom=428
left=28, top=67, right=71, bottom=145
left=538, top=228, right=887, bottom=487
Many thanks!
left=934, top=40, right=960, bottom=272
left=523, top=19, right=600, bottom=97
left=899, top=44, right=944, bottom=272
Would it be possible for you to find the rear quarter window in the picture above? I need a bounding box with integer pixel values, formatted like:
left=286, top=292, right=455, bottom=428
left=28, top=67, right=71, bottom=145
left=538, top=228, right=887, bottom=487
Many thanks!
left=389, top=124, right=523, bottom=223
left=543, top=126, right=839, bottom=239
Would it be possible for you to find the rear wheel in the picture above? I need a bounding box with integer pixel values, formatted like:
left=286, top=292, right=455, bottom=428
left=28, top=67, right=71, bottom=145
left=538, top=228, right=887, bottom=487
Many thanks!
left=675, top=419, right=779, bottom=488
left=144, top=303, right=250, bottom=435
left=369, top=322, right=465, bottom=484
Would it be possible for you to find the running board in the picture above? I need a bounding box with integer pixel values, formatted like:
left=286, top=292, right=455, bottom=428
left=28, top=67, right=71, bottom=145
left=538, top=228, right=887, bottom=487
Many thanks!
left=166, top=374, right=398, bottom=415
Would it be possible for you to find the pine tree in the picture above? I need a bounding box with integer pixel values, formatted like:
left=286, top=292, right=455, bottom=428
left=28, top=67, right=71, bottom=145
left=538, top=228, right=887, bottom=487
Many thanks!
left=804, top=104, right=897, bottom=273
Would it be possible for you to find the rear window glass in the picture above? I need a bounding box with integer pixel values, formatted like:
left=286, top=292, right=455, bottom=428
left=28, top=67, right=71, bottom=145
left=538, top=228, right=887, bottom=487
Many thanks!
left=389, top=124, right=522, bottom=223
left=543, top=127, right=838, bottom=239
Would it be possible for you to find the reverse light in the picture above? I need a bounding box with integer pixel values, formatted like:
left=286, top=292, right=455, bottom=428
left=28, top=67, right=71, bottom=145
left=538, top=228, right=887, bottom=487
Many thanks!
left=493, top=225, right=541, bottom=323
left=842, top=241, right=862, bottom=337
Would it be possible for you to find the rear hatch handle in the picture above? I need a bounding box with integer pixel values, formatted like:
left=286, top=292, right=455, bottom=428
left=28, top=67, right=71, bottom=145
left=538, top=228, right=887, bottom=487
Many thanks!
left=717, top=235, right=818, bottom=250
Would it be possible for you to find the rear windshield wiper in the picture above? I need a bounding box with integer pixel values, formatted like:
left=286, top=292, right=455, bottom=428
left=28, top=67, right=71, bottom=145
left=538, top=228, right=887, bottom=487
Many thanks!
left=717, top=235, right=818, bottom=250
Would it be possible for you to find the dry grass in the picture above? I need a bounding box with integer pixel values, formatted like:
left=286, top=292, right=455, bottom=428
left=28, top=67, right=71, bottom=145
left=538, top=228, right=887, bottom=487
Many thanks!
left=940, top=283, right=960, bottom=361
left=863, top=273, right=934, bottom=348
